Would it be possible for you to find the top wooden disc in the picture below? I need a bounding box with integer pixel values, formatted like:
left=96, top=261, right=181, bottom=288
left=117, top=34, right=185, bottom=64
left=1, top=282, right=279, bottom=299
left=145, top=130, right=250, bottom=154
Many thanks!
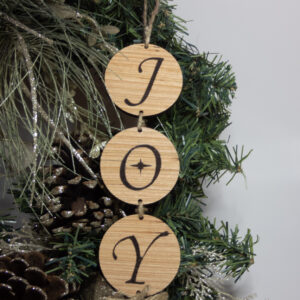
left=99, top=214, right=180, bottom=297
left=100, top=127, right=179, bottom=205
left=105, top=44, right=183, bottom=116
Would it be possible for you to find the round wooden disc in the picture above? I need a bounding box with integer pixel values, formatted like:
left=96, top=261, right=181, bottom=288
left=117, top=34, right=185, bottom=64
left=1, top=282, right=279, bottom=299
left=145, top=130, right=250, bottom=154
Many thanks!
left=100, top=127, right=179, bottom=205
left=99, top=214, right=180, bottom=297
left=105, top=44, right=183, bottom=116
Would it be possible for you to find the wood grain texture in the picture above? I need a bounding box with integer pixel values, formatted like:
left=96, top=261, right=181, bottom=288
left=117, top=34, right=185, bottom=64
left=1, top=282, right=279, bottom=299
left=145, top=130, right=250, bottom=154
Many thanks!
left=105, top=44, right=183, bottom=116
left=99, top=214, right=180, bottom=297
left=100, top=127, right=179, bottom=205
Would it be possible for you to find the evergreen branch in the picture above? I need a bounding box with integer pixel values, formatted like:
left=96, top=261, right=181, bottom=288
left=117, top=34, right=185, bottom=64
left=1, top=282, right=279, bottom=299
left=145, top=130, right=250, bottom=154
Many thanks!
left=37, top=103, right=98, bottom=180
left=0, top=12, right=54, bottom=45
left=49, top=3, right=118, bottom=53
left=46, top=228, right=97, bottom=283
left=0, top=0, right=116, bottom=208
left=156, top=197, right=257, bottom=282
left=21, top=78, right=98, bottom=181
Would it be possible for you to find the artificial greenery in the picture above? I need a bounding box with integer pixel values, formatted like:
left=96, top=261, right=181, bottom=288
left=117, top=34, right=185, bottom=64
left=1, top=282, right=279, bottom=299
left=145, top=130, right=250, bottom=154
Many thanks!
left=0, top=0, right=256, bottom=299
left=47, top=228, right=97, bottom=284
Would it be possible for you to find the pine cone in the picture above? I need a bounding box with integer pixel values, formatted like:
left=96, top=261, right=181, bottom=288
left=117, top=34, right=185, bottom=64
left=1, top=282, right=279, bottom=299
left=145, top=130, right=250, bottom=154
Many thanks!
left=0, top=251, right=76, bottom=300
left=38, top=133, right=129, bottom=234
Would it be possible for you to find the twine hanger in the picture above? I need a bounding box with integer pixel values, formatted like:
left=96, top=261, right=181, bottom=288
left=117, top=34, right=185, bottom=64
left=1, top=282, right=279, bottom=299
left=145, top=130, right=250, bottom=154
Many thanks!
left=143, top=0, right=160, bottom=48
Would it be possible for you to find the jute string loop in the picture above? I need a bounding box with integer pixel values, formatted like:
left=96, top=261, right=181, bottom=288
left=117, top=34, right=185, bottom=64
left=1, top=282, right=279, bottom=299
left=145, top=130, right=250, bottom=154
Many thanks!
left=143, top=0, right=160, bottom=48
left=137, top=110, right=144, bottom=132
left=136, top=199, right=148, bottom=220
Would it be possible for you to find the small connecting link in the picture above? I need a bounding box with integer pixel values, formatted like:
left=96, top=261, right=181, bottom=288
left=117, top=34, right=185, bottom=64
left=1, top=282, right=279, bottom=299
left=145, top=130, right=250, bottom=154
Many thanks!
left=136, top=199, right=148, bottom=219
left=137, top=110, right=144, bottom=132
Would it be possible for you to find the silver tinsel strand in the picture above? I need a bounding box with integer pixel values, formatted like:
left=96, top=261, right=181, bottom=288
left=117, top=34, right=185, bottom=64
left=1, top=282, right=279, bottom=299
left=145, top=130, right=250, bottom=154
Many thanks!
left=17, top=33, right=39, bottom=206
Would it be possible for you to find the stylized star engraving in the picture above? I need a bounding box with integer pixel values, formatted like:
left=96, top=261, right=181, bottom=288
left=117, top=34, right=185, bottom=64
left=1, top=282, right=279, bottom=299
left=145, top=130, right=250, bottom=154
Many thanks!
left=131, top=159, right=151, bottom=174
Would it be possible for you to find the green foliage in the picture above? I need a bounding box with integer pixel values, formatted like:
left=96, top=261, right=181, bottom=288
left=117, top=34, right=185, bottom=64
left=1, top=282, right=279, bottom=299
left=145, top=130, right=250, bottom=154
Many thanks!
left=155, top=193, right=257, bottom=281
left=0, top=0, right=256, bottom=299
left=46, top=228, right=97, bottom=284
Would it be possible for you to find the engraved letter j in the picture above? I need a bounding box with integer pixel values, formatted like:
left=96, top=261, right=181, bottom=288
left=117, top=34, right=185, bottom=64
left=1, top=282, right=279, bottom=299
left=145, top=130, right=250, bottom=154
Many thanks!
left=124, top=57, right=164, bottom=106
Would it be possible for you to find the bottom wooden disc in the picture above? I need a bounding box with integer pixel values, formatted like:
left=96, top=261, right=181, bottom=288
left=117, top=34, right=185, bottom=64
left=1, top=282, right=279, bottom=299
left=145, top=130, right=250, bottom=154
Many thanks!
left=99, top=214, right=180, bottom=297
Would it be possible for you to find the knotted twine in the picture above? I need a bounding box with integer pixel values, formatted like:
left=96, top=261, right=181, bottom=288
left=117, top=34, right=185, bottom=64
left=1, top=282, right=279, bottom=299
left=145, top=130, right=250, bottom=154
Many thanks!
left=143, top=0, right=160, bottom=48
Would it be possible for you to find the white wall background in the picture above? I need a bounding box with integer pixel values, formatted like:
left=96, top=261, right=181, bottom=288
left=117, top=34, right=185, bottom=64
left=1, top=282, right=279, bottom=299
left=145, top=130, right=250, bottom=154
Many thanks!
left=174, top=1, right=300, bottom=299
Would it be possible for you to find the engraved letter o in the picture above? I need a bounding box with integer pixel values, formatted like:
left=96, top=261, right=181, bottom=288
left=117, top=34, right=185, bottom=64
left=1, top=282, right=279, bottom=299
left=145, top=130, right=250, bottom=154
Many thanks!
left=120, top=144, right=161, bottom=191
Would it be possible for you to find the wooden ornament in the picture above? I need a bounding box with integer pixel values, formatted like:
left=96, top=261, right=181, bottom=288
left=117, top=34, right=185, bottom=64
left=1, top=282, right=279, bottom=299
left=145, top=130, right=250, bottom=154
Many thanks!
left=99, top=214, right=180, bottom=297
left=105, top=44, right=183, bottom=116
left=100, top=127, right=180, bottom=205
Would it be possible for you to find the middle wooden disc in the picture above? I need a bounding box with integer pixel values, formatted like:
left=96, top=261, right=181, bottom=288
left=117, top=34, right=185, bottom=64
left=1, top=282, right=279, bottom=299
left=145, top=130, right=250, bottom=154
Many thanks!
left=100, top=127, right=179, bottom=205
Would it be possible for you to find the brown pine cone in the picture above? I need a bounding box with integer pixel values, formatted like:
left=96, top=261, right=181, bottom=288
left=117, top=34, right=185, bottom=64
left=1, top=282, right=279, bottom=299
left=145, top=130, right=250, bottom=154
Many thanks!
left=37, top=133, right=130, bottom=234
left=0, top=251, right=77, bottom=300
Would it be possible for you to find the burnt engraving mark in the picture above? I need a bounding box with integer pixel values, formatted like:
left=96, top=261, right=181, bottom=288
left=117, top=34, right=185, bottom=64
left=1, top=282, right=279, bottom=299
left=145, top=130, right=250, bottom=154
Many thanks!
left=124, top=57, right=164, bottom=106
left=131, top=159, right=151, bottom=174
left=120, top=144, right=161, bottom=191
left=112, top=231, right=169, bottom=284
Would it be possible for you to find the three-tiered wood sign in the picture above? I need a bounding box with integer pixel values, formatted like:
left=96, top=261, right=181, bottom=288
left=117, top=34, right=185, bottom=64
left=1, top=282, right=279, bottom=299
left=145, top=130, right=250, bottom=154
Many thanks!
left=99, top=43, right=183, bottom=297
